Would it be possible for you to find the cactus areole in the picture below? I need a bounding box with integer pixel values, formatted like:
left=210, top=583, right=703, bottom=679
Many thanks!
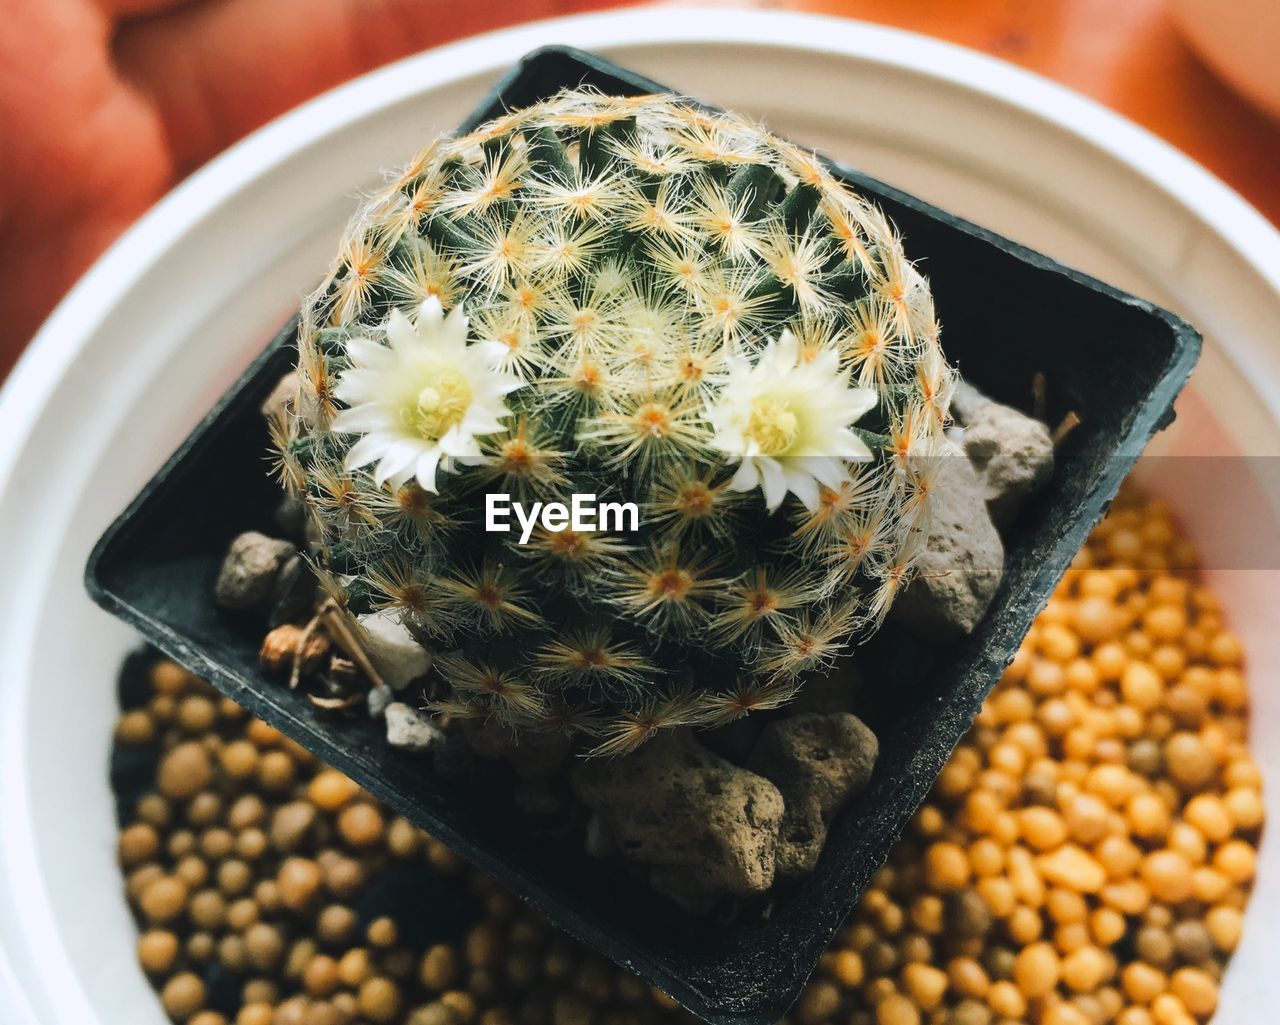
left=281, top=90, right=954, bottom=755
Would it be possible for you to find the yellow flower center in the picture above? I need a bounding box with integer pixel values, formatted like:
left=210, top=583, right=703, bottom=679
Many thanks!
left=744, top=396, right=800, bottom=456
left=404, top=369, right=472, bottom=440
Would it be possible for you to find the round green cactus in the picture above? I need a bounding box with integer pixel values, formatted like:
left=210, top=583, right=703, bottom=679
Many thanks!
left=279, top=90, right=953, bottom=754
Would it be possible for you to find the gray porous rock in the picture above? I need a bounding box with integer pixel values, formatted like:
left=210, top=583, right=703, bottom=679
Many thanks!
left=746, top=712, right=879, bottom=879
left=385, top=702, right=444, bottom=752
left=214, top=531, right=296, bottom=613
left=571, top=729, right=785, bottom=906
left=948, top=379, right=991, bottom=426
left=951, top=381, right=1055, bottom=528
left=962, top=407, right=1055, bottom=530
left=890, top=441, right=1004, bottom=639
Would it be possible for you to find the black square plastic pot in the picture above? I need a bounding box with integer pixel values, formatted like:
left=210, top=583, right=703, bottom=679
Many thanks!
left=87, top=46, right=1200, bottom=1025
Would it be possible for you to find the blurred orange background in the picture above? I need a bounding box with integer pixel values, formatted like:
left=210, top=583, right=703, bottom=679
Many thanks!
left=3, top=0, right=1280, bottom=379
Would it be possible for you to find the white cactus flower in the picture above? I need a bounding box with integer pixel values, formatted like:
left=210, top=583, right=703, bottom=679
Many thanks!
left=332, top=297, right=523, bottom=493
left=705, top=329, right=878, bottom=512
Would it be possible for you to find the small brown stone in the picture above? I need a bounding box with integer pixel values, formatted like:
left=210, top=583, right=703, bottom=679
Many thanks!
left=244, top=922, right=285, bottom=971
left=260, top=624, right=331, bottom=676
left=157, top=742, right=213, bottom=800
left=278, top=857, right=324, bottom=911
left=151, top=659, right=194, bottom=695
left=337, top=803, right=385, bottom=849
left=945, top=889, right=993, bottom=939
left=317, top=904, right=359, bottom=945
left=161, top=972, right=206, bottom=1020
left=1172, top=919, right=1215, bottom=964
left=420, top=944, right=461, bottom=992
left=271, top=801, right=318, bottom=852
left=138, top=930, right=180, bottom=974
left=139, top=876, right=188, bottom=924
left=1020, top=770, right=1058, bottom=807
left=118, top=823, right=160, bottom=866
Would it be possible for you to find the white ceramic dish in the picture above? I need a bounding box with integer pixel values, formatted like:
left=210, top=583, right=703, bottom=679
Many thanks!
left=2, top=10, right=1278, bottom=1024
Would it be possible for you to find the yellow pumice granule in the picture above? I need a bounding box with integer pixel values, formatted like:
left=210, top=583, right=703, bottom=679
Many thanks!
left=114, top=488, right=1262, bottom=1025
left=809, top=488, right=1261, bottom=1025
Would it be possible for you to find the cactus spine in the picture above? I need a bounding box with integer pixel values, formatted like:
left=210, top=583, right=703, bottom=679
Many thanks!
left=280, top=90, right=953, bottom=754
